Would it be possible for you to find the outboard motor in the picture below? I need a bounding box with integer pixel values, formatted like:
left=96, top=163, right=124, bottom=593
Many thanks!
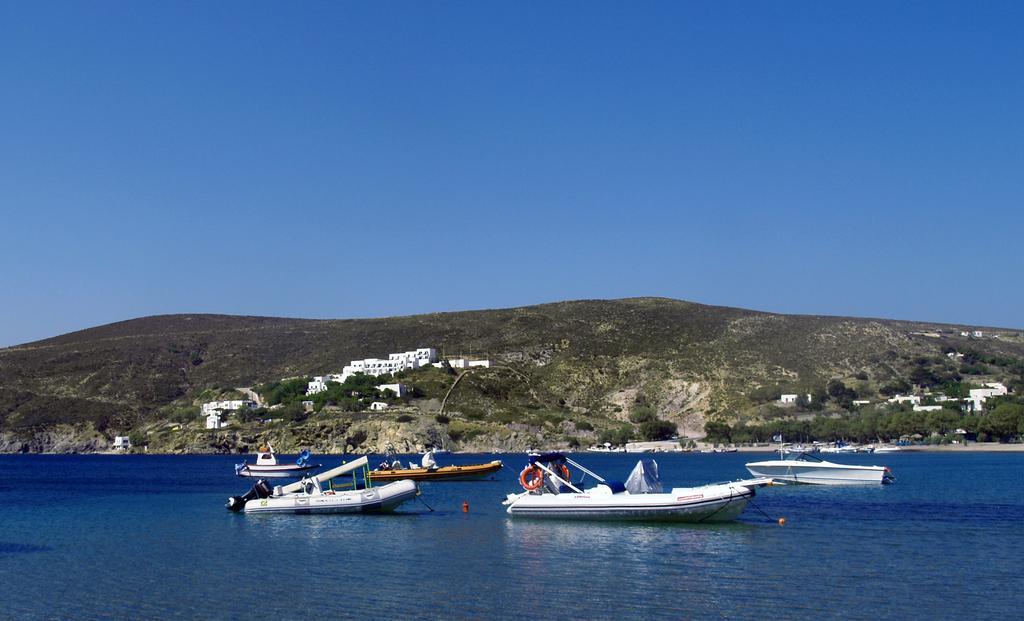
left=225, top=478, right=273, bottom=512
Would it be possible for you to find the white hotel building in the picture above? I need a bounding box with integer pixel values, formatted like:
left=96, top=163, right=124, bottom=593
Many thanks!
left=307, top=348, right=439, bottom=395
left=201, top=400, right=257, bottom=415
left=968, top=382, right=1009, bottom=412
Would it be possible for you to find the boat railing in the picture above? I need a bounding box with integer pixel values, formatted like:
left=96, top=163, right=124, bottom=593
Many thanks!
left=563, top=456, right=606, bottom=484
left=326, top=463, right=373, bottom=492
left=531, top=460, right=584, bottom=494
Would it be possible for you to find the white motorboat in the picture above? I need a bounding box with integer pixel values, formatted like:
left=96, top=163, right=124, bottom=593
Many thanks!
left=745, top=450, right=894, bottom=486
left=873, top=445, right=903, bottom=454
left=503, top=453, right=773, bottom=522
left=234, top=445, right=321, bottom=479
left=819, top=443, right=859, bottom=454
left=226, top=456, right=419, bottom=514
left=587, top=443, right=626, bottom=453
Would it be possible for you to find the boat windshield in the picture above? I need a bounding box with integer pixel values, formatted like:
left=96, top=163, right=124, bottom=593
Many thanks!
left=783, top=451, right=824, bottom=462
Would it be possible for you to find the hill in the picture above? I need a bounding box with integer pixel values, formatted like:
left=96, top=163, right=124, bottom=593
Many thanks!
left=1, top=298, right=1021, bottom=453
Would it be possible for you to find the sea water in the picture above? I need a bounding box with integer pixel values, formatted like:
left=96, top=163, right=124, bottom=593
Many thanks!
left=1, top=452, right=1021, bottom=620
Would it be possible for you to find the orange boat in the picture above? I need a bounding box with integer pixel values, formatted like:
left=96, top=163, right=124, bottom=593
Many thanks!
left=369, top=459, right=503, bottom=482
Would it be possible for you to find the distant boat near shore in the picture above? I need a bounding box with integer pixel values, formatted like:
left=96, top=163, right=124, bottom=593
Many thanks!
left=746, top=450, right=894, bottom=485
left=872, top=445, right=903, bottom=454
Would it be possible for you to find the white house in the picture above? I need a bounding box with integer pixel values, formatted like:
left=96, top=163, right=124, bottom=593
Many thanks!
left=201, top=400, right=256, bottom=415
left=369, top=401, right=389, bottom=411
left=206, top=413, right=225, bottom=429
left=913, top=404, right=943, bottom=412
left=377, top=383, right=409, bottom=398
left=780, top=394, right=811, bottom=405
left=432, top=358, right=494, bottom=369
left=888, top=395, right=922, bottom=406
left=852, top=400, right=871, bottom=406
left=973, top=331, right=984, bottom=338
left=968, top=382, right=1008, bottom=412
left=113, top=436, right=131, bottom=451
left=307, top=374, right=345, bottom=395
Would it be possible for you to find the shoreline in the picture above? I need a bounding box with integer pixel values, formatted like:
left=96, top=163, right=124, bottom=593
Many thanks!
left=4, top=442, right=1024, bottom=456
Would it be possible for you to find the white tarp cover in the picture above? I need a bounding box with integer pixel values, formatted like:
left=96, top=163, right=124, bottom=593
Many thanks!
left=625, top=459, right=662, bottom=494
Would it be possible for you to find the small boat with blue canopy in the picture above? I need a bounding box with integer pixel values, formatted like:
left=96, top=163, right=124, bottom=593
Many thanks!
left=503, top=452, right=773, bottom=522
left=234, top=445, right=321, bottom=479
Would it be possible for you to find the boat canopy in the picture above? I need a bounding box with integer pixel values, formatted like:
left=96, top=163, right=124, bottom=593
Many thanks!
left=528, top=452, right=567, bottom=465
left=625, top=459, right=663, bottom=494
left=278, top=456, right=369, bottom=494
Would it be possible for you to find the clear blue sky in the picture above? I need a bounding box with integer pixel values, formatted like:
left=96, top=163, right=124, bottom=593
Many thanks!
left=2, top=2, right=1022, bottom=346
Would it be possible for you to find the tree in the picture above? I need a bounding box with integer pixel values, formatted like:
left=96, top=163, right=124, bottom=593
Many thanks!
left=639, top=419, right=677, bottom=441
left=598, top=424, right=635, bottom=446
left=128, top=431, right=146, bottom=448
left=909, top=366, right=939, bottom=388
left=981, top=404, right=1024, bottom=441
left=748, top=385, right=783, bottom=404
left=925, top=409, right=961, bottom=435
left=827, top=379, right=858, bottom=410
left=880, top=380, right=911, bottom=397
left=703, top=421, right=731, bottom=443
left=258, top=377, right=313, bottom=406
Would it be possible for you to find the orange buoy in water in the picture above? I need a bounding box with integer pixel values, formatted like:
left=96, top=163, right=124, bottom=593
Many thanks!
left=462, top=501, right=469, bottom=513
left=778, top=517, right=786, bottom=526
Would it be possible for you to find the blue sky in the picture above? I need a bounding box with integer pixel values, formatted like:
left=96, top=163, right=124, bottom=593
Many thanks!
left=1, top=2, right=1022, bottom=346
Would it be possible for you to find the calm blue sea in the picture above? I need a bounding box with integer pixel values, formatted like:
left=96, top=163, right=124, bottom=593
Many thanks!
left=1, top=452, right=1021, bottom=620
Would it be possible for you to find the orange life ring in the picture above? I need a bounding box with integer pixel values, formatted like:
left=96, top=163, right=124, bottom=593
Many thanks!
left=557, top=464, right=571, bottom=483
left=519, top=466, right=544, bottom=490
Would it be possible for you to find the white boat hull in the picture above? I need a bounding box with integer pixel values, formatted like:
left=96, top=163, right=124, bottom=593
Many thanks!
left=236, top=464, right=320, bottom=478
left=745, top=460, right=891, bottom=485
left=505, top=480, right=771, bottom=522
left=241, top=479, right=418, bottom=514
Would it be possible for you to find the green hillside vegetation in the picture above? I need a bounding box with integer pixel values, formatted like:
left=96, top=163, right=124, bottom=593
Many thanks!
left=706, top=400, right=1024, bottom=446
left=1, top=298, right=1022, bottom=452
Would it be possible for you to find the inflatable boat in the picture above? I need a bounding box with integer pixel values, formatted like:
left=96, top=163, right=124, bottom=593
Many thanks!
left=227, top=456, right=418, bottom=514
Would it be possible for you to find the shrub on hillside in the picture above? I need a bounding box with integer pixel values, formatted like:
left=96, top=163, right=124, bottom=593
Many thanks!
left=628, top=406, right=657, bottom=423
